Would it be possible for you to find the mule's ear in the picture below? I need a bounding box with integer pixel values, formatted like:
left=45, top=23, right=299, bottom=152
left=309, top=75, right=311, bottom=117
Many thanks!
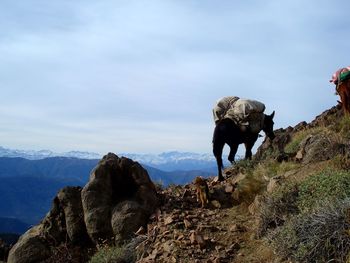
left=270, top=111, right=275, bottom=119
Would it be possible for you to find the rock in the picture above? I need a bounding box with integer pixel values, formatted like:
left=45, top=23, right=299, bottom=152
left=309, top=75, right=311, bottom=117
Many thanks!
left=229, top=224, right=247, bottom=233
left=8, top=194, right=67, bottom=263
left=298, top=134, right=345, bottom=164
left=248, top=195, right=265, bottom=215
left=210, top=185, right=234, bottom=208
left=7, top=226, right=51, bottom=263
left=184, top=219, right=192, bottom=229
left=256, top=105, right=344, bottom=162
left=9, top=153, right=159, bottom=263
left=295, top=149, right=304, bottom=161
left=210, top=200, right=221, bottom=209
left=112, top=200, right=148, bottom=244
left=162, top=240, right=174, bottom=253
left=189, top=231, right=206, bottom=248
left=225, top=184, right=235, bottom=193
left=81, top=153, right=158, bottom=244
left=226, top=242, right=240, bottom=254
left=135, top=226, right=146, bottom=235
left=57, top=187, right=90, bottom=245
left=164, top=216, right=174, bottom=225
left=255, top=127, right=292, bottom=161
left=266, top=176, right=283, bottom=193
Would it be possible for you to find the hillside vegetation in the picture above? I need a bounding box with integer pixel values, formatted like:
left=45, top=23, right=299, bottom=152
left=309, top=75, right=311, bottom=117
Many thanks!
left=4, top=105, right=350, bottom=263
left=96, top=105, right=350, bottom=263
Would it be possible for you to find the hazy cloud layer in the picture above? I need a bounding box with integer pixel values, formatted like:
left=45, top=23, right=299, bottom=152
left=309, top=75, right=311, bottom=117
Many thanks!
left=1, top=0, right=349, bottom=154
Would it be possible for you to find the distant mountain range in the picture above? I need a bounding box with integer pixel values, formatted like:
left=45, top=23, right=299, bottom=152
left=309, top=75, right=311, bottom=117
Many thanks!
left=0, top=146, right=228, bottom=233
left=0, top=146, right=101, bottom=160
left=122, top=151, right=219, bottom=172
left=0, top=146, right=225, bottom=172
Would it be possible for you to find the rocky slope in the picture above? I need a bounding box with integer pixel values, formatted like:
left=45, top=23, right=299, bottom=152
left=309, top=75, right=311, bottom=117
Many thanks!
left=5, top=104, right=350, bottom=263
left=134, top=104, right=350, bottom=263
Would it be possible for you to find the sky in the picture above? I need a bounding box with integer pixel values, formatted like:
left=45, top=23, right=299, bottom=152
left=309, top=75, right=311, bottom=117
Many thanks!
left=0, top=0, right=349, bottom=155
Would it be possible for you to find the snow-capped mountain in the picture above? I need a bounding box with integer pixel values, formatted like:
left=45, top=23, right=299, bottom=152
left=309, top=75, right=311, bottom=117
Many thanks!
left=120, top=151, right=219, bottom=172
left=122, top=151, right=214, bottom=165
left=0, top=146, right=230, bottom=172
left=0, top=146, right=101, bottom=160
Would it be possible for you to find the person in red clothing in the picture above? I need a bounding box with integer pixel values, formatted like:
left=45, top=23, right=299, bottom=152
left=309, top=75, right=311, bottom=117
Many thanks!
left=330, top=66, right=350, bottom=114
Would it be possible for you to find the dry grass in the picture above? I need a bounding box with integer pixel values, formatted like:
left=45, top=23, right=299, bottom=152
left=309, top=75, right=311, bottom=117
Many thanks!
left=257, top=182, right=299, bottom=238
left=268, top=199, right=350, bottom=262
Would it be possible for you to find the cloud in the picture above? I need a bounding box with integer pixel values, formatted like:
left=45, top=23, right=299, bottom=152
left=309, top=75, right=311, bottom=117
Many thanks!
left=0, top=0, right=349, bottom=154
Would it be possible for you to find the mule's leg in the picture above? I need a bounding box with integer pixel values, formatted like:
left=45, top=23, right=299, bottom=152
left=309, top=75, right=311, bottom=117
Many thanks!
left=213, top=141, right=225, bottom=181
left=244, top=141, right=254, bottom=160
left=227, top=143, right=238, bottom=164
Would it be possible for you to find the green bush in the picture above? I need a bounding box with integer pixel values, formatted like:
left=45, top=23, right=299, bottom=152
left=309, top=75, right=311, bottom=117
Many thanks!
left=89, top=245, right=135, bottom=263
left=297, top=170, right=350, bottom=213
left=284, top=132, right=307, bottom=154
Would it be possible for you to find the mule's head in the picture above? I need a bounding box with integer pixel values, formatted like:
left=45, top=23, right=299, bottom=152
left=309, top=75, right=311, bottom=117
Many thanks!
left=263, top=111, right=275, bottom=140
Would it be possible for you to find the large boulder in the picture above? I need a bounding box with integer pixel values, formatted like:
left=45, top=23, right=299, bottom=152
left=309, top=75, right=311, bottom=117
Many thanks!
left=7, top=188, right=77, bottom=263
left=81, top=153, right=158, bottom=244
left=8, top=153, right=159, bottom=262
left=296, top=134, right=345, bottom=164
left=8, top=187, right=80, bottom=263
left=7, top=226, right=50, bottom=263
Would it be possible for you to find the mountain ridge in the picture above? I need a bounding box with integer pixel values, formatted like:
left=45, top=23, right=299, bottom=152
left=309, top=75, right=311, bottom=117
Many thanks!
left=0, top=156, right=212, bottom=228
left=0, top=146, right=223, bottom=172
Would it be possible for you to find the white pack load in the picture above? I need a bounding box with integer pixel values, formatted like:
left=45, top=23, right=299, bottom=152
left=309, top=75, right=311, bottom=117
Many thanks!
left=213, top=97, right=266, bottom=133
left=225, top=98, right=265, bottom=133
left=212, top=96, right=240, bottom=123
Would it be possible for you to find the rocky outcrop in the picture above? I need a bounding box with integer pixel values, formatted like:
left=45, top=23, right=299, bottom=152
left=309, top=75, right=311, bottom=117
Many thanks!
left=8, top=153, right=158, bottom=263
left=255, top=104, right=345, bottom=162
left=295, top=134, right=346, bottom=164
left=81, top=153, right=158, bottom=245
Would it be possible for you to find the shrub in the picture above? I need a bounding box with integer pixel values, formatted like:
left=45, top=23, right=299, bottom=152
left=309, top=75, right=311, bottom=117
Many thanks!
left=284, top=127, right=330, bottom=154
left=257, top=182, right=299, bottom=237
left=330, top=155, right=350, bottom=170
left=44, top=244, right=91, bottom=263
left=297, top=170, right=350, bottom=213
left=234, top=159, right=257, bottom=174
left=89, top=244, right=135, bottom=263
left=268, top=199, right=350, bottom=262
left=332, top=115, right=350, bottom=140
left=253, top=160, right=299, bottom=180
left=284, top=129, right=311, bottom=154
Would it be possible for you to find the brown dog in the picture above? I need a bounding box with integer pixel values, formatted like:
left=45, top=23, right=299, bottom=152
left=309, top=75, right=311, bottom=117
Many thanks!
left=194, top=177, right=209, bottom=208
